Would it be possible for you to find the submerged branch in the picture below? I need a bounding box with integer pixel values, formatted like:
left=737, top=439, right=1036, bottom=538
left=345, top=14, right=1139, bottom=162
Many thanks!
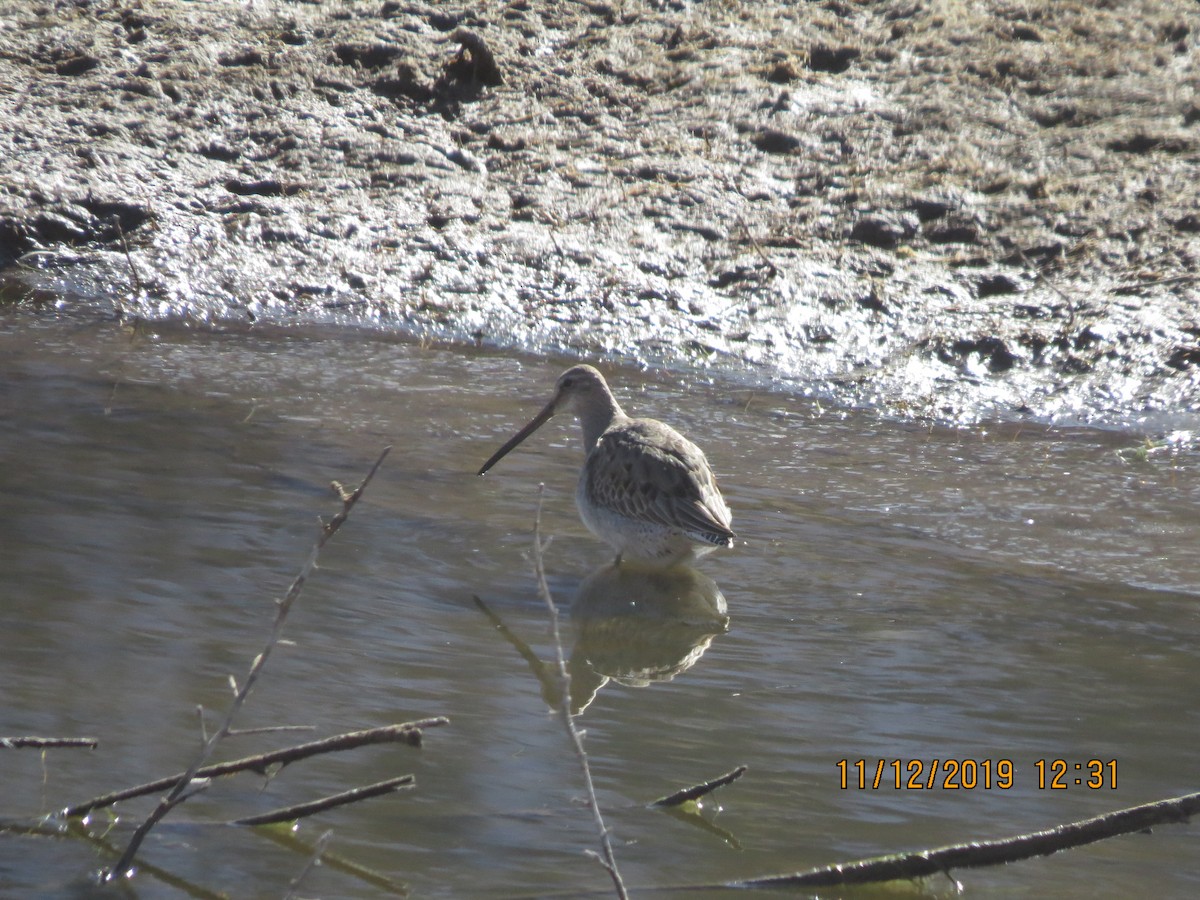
left=232, top=775, right=415, bottom=826
left=100, top=447, right=391, bottom=882
left=726, top=789, right=1200, bottom=889
left=284, top=829, right=334, bottom=900
left=1, top=736, right=98, bottom=750
left=532, top=487, right=629, bottom=900
left=650, top=766, right=748, bottom=808
left=64, top=719, right=446, bottom=818
left=255, top=822, right=410, bottom=895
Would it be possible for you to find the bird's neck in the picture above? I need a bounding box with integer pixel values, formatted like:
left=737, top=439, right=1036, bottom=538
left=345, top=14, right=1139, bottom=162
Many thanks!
left=579, top=395, right=626, bottom=451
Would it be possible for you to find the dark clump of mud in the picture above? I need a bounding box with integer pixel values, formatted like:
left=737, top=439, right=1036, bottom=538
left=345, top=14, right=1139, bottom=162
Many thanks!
left=0, top=0, right=1197, bottom=424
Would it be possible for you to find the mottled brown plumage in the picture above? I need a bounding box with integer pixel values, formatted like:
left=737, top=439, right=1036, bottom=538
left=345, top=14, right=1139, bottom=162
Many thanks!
left=479, top=365, right=734, bottom=565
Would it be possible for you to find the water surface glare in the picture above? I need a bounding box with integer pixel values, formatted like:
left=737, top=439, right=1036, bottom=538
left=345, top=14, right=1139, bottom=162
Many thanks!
left=2, top=315, right=1198, bottom=898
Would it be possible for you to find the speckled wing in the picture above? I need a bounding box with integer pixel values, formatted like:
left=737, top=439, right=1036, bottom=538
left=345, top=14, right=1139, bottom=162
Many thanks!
left=584, top=419, right=735, bottom=546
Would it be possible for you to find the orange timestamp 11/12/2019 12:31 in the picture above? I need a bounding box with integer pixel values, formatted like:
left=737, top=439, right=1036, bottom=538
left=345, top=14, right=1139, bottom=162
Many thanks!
left=835, top=758, right=1119, bottom=791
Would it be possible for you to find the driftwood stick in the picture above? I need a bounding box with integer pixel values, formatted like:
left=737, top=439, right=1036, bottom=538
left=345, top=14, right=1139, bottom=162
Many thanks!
left=232, top=776, right=415, bottom=827
left=726, top=789, right=1200, bottom=889
left=0, top=736, right=98, bottom=750
left=649, top=766, right=748, bottom=808
left=100, top=448, right=391, bottom=881
left=532, top=487, right=629, bottom=900
left=63, top=719, right=447, bottom=818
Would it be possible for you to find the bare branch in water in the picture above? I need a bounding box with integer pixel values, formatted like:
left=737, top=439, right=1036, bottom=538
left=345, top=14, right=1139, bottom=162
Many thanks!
left=725, top=789, right=1200, bottom=889
left=99, top=447, right=392, bottom=882
left=232, top=776, right=415, bottom=827
left=649, top=766, right=748, bottom=808
left=0, top=736, right=98, bottom=750
left=531, top=486, right=629, bottom=900
left=64, top=719, right=446, bottom=818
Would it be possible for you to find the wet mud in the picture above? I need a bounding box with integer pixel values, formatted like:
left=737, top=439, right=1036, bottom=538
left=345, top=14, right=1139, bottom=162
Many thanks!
left=1, top=0, right=1197, bottom=424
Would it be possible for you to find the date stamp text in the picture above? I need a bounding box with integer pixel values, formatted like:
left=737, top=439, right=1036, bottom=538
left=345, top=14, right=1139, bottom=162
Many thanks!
left=835, top=758, right=1118, bottom=790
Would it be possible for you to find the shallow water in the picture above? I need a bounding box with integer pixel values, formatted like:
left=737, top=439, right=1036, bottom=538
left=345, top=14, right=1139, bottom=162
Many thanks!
left=2, top=310, right=1199, bottom=898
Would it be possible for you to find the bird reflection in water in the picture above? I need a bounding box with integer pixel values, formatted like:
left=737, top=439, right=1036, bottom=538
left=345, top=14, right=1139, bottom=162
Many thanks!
left=474, top=562, right=728, bottom=715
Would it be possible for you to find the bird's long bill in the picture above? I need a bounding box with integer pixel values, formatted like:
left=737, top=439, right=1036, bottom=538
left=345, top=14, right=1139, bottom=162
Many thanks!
left=477, top=400, right=557, bottom=476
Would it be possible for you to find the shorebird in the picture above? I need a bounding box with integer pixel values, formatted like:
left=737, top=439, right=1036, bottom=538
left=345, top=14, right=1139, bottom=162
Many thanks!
left=478, top=365, right=735, bottom=565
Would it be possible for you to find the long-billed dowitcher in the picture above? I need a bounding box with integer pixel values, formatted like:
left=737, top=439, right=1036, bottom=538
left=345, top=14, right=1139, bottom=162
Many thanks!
left=478, top=365, right=735, bottom=565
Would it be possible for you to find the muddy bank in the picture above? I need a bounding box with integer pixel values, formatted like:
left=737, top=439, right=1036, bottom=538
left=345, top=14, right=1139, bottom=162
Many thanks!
left=1, top=0, right=1197, bottom=425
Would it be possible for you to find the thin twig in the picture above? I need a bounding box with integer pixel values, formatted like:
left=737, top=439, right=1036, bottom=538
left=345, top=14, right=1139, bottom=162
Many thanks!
left=735, top=214, right=779, bottom=278
left=1114, top=273, right=1200, bottom=293
left=232, top=776, right=415, bottom=827
left=649, top=766, right=748, bottom=808
left=100, top=447, right=391, bottom=881
left=114, top=218, right=143, bottom=296
left=226, top=725, right=318, bottom=737
left=532, top=486, right=629, bottom=900
left=64, top=719, right=445, bottom=818
left=717, top=169, right=779, bottom=278
left=0, top=736, right=98, bottom=750
left=1017, top=247, right=1080, bottom=329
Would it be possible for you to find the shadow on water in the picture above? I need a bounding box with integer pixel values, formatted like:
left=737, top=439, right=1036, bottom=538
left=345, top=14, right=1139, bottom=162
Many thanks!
left=476, top=562, right=730, bottom=716
left=570, top=563, right=729, bottom=714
